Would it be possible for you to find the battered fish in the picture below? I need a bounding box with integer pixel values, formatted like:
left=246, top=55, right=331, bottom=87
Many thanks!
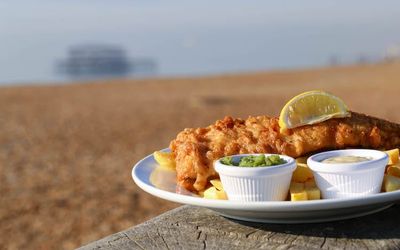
left=170, top=112, right=400, bottom=192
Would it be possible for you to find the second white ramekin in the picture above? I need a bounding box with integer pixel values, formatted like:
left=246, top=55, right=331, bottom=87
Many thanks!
left=307, top=149, right=388, bottom=199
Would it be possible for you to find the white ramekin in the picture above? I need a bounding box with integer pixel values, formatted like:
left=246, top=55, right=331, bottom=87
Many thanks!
left=214, top=154, right=296, bottom=202
left=307, top=149, right=389, bottom=199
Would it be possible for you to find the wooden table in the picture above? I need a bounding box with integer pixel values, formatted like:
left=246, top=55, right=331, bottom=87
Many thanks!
left=79, top=204, right=400, bottom=249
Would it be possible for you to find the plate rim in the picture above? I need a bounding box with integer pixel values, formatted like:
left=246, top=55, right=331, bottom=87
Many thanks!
left=132, top=149, right=400, bottom=212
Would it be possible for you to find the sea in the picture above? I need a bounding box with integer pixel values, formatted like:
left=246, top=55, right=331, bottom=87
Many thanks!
left=1, top=0, right=400, bottom=85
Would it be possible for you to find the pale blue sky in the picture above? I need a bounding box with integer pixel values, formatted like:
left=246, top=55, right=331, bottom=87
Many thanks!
left=1, top=1, right=400, bottom=84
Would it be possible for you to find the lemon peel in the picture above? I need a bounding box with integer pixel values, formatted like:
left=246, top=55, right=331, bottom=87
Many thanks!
left=279, top=90, right=350, bottom=133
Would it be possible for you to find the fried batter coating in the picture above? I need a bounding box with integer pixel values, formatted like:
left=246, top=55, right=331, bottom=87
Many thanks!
left=170, top=112, right=400, bottom=192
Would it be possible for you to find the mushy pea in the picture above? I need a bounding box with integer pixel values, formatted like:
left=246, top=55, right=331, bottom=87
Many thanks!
left=220, top=155, right=287, bottom=167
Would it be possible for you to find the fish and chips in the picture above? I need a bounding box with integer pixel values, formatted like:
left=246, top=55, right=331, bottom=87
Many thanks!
left=151, top=91, right=400, bottom=200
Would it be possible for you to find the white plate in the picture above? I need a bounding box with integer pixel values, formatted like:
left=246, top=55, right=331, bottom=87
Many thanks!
left=132, top=150, right=400, bottom=224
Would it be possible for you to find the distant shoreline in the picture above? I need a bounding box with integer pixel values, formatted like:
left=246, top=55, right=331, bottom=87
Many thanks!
left=1, top=61, right=395, bottom=88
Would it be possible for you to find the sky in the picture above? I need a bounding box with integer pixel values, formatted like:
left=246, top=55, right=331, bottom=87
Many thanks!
left=1, top=1, right=400, bottom=84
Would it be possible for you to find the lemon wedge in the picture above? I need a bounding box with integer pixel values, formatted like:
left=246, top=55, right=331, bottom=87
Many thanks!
left=279, top=90, right=350, bottom=132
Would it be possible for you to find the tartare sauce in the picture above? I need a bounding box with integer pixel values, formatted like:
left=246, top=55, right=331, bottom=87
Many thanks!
left=322, top=155, right=372, bottom=164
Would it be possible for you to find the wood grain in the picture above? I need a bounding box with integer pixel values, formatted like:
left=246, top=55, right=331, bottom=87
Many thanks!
left=79, top=205, right=400, bottom=249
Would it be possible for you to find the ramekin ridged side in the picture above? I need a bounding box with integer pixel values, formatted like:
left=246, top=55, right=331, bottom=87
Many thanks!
left=214, top=154, right=296, bottom=202
left=307, top=149, right=388, bottom=199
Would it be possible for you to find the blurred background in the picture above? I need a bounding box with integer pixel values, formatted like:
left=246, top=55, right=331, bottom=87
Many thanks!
left=1, top=1, right=400, bottom=249
left=2, top=0, right=400, bottom=85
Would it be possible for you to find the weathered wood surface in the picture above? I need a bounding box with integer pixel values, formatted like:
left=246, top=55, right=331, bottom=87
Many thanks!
left=79, top=204, right=400, bottom=250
